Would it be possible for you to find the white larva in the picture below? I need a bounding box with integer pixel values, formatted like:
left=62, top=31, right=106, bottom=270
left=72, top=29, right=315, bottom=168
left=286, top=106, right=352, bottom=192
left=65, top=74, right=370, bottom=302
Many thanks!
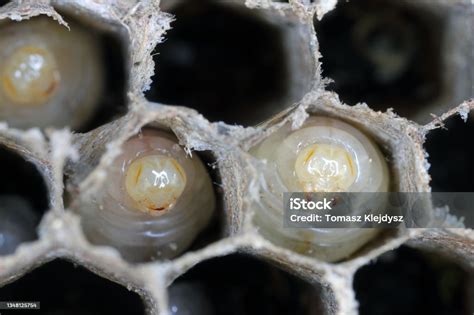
left=250, top=117, right=389, bottom=262
left=0, top=195, right=38, bottom=256
left=0, top=17, right=103, bottom=129
left=75, top=130, right=216, bottom=263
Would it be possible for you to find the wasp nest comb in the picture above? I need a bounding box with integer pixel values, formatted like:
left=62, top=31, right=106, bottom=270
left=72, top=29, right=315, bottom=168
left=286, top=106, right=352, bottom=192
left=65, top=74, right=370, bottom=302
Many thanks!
left=0, top=0, right=473, bottom=314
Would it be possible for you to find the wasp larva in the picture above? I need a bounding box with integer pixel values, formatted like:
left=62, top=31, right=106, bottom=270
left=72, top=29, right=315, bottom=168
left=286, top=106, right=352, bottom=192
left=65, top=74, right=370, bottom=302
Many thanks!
left=250, top=117, right=389, bottom=262
left=75, top=130, right=216, bottom=262
left=0, top=17, right=103, bottom=129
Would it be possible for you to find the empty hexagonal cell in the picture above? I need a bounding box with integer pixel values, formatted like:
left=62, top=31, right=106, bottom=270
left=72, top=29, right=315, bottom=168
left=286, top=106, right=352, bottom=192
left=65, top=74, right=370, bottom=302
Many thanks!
left=425, top=114, right=474, bottom=228
left=0, top=259, right=145, bottom=314
left=147, top=0, right=314, bottom=125
left=354, top=246, right=473, bottom=315
left=315, top=0, right=472, bottom=122
left=425, top=115, right=474, bottom=192
left=67, top=127, right=222, bottom=263
left=0, top=145, right=48, bottom=256
left=0, top=11, right=127, bottom=131
left=168, top=254, right=327, bottom=315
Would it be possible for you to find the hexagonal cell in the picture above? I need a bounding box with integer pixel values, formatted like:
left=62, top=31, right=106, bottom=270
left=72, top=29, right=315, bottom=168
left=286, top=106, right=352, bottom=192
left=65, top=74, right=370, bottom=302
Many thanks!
left=0, top=259, right=145, bottom=314
left=315, top=0, right=471, bottom=122
left=67, top=127, right=222, bottom=263
left=354, top=246, right=473, bottom=315
left=147, top=0, right=314, bottom=126
left=425, top=115, right=474, bottom=192
left=0, top=12, right=128, bottom=132
left=168, top=254, right=327, bottom=315
left=0, top=145, right=48, bottom=256
left=248, top=114, right=396, bottom=262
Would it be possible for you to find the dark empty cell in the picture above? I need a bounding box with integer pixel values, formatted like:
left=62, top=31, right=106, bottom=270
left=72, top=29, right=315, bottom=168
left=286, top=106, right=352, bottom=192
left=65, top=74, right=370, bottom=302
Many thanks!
left=76, top=28, right=128, bottom=132
left=0, top=146, right=48, bottom=255
left=315, top=0, right=444, bottom=117
left=0, top=259, right=145, bottom=315
left=425, top=116, right=474, bottom=192
left=147, top=1, right=288, bottom=125
left=354, top=246, right=470, bottom=315
left=169, top=282, right=214, bottom=315
left=170, top=254, right=324, bottom=315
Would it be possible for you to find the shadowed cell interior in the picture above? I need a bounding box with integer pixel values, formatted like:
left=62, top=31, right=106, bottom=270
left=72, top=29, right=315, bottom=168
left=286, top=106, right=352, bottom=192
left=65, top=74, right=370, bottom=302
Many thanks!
left=183, top=150, right=224, bottom=256
left=0, top=146, right=48, bottom=255
left=425, top=115, right=474, bottom=192
left=0, top=146, right=48, bottom=213
left=146, top=0, right=289, bottom=126
left=354, top=246, right=471, bottom=315
left=170, top=254, right=325, bottom=315
left=315, top=0, right=445, bottom=118
left=72, top=16, right=128, bottom=132
left=424, top=115, right=474, bottom=227
left=0, top=259, right=145, bottom=315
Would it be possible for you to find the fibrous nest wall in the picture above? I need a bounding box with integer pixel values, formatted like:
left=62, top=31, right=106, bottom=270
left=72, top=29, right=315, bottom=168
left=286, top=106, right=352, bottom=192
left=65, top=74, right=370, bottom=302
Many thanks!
left=0, top=0, right=472, bottom=314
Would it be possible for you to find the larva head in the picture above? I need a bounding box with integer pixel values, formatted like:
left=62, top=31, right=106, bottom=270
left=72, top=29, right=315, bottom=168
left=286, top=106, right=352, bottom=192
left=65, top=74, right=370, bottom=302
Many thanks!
left=124, top=155, right=187, bottom=215
left=262, top=117, right=389, bottom=193
left=294, top=143, right=357, bottom=192
left=1, top=46, right=60, bottom=106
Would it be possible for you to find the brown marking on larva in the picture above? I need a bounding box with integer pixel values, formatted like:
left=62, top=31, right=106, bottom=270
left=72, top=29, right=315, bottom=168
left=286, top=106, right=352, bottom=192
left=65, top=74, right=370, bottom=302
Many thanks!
left=345, top=152, right=355, bottom=176
left=171, top=159, right=186, bottom=181
left=304, top=147, right=316, bottom=164
left=303, top=191, right=313, bottom=201
left=329, top=196, right=339, bottom=207
left=135, top=164, right=143, bottom=184
left=151, top=206, right=166, bottom=211
left=295, top=233, right=313, bottom=254
left=143, top=202, right=168, bottom=213
left=2, top=76, right=16, bottom=96
left=22, top=46, right=44, bottom=55
left=43, top=79, right=58, bottom=97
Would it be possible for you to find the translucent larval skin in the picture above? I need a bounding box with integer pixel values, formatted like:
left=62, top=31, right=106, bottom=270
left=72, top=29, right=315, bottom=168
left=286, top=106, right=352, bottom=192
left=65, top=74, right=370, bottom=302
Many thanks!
left=75, top=130, right=216, bottom=263
left=0, top=17, right=103, bottom=129
left=250, top=117, right=389, bottom=262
